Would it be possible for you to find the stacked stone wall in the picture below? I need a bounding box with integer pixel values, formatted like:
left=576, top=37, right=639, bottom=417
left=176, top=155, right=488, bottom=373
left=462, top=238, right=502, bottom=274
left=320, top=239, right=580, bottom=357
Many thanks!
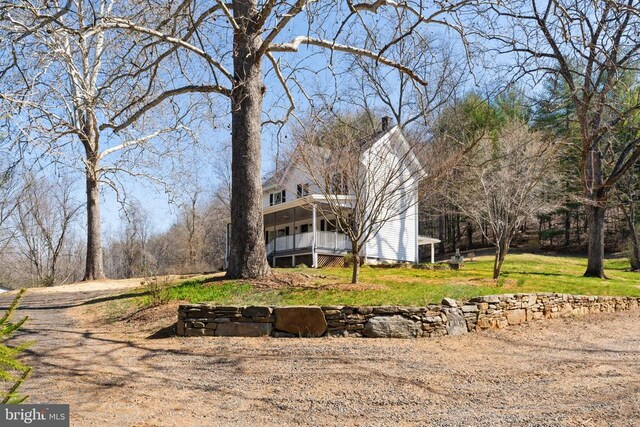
left=177, top=293, right=640, bottom=338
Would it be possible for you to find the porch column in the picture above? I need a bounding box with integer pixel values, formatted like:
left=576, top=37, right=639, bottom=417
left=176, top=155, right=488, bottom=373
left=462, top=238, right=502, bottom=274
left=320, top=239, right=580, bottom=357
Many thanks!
left=431, top=243, right=435, bottom=264
left=312, top=204, right=317, bottom=268
left=292, top=207, right=296, bottom=267
left=272, top=212, right=277, bottom=268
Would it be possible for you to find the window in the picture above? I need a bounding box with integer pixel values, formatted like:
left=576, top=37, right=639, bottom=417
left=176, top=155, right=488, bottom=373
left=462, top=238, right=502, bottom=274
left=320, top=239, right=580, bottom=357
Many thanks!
left=296, top=183, right=310, bottom=197
left=329, top=173, right=348, bottom=194
left=301, top=224, right=309, bottom=233
left=269, top=190, right=286, bottom=206
left=277, top=227, right=290, bottom=237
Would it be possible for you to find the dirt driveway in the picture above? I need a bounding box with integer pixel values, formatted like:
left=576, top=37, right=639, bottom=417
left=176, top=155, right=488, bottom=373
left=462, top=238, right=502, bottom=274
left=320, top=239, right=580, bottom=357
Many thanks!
left=1, top=283, right=639, bottom=427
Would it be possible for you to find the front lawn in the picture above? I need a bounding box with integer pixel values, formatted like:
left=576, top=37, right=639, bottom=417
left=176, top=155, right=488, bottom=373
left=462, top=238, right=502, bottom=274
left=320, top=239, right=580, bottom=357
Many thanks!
left=144, top=253, right=640, bottom=307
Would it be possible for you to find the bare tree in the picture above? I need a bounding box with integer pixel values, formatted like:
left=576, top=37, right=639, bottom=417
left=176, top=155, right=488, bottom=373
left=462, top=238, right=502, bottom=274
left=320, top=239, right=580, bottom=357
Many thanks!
left=0, top=0, right=194, bottom=280
left=100, top=0, right=472, bottom=279
left=104, top=201, right=153, bottom=278
left=0, top=117, right=24, bottom=254
left=445, top=120, right=560, bottom=279
left=291, top=113, right=428, bottom=283
left=346, top=30, right=465, bottom=130
left=479, top=0, right=640, bottom=277
left=14, top=173, right=82, bottom=286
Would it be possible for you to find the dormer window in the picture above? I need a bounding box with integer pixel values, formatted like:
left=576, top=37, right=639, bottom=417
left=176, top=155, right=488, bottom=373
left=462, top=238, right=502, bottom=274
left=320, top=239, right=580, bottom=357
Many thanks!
left=269, top=190, right=286, bottom=206
left=296, top=183, right=310, bottom=197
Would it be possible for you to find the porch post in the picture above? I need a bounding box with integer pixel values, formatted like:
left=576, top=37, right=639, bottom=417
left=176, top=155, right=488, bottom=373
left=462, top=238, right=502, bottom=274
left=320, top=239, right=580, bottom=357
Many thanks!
left=272, top=212, right=277, bottom=268
left=292, top=207, right=296, bottom=267
left=431, top=243, right=435, bottom=264
left=312, top=204, right=317, bottom=268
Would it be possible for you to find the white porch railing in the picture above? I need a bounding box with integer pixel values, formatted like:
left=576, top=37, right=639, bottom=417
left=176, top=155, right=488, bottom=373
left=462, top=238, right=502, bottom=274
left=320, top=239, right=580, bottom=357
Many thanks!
left=266, top=231, right=351, bottom=254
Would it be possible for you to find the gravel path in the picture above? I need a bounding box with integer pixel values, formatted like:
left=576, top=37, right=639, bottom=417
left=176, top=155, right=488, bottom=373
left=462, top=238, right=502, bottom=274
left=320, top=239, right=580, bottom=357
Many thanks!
left=1, top=285, right=639, bottom=426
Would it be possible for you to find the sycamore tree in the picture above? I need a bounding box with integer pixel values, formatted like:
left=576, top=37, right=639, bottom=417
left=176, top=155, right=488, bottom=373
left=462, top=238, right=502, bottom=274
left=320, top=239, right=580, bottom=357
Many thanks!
left=100, top=0, right=473, bottom=279
left=0, top=0, right=196, bottom=280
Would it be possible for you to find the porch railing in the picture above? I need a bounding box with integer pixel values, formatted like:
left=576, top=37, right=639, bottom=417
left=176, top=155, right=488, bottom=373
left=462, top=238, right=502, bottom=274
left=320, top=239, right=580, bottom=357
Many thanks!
left=266, top=231, right=351, bottom=255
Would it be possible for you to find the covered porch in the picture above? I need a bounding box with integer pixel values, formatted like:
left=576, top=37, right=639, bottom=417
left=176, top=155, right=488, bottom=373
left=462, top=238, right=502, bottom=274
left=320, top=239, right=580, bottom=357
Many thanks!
left=225, top=195, right=353, bottom=269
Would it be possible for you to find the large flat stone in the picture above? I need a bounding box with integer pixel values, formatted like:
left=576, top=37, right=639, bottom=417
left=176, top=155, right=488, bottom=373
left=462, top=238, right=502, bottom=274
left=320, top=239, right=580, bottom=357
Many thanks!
left=362, top=315, right=421, bottom=338
left=242, top=306, right=272, bottom=318
left=274, top=306, right=327, bottom=337
left=506, top=308, right=527, bottom=325
left=444, top=309, right=468, bottom=336
left=215, top=322, right=272, bottom=337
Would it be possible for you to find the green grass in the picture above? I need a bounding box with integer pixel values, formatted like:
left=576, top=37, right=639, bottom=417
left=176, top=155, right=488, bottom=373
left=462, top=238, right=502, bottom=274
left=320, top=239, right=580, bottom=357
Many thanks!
left=140, top=254, right=640, bottom=307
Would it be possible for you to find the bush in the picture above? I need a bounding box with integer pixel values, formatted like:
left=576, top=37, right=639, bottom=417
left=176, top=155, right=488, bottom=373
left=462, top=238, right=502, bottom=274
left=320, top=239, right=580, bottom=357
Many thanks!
left=1, top=289, right=31, bottom=404
left=141, top=276, right=171, bottom=307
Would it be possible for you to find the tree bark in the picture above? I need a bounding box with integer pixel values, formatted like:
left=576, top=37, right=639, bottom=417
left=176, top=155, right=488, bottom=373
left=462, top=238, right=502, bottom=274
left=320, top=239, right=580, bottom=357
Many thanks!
left=82, top=110, right=106, bottom=281
left=583, top=148, right=607, bottom=278
left=492, top=240, right=508, bottom=280
left=628, top=219, right=640, bottom=271
left=84, top=166, right=105, bottom=280
left=621, top=197, right=640, bottom=271
left=351, top=242, right=360, bottom=284
left=226, top=0, right=271, bottom=279
left=584, top=203, right=606, bottom=278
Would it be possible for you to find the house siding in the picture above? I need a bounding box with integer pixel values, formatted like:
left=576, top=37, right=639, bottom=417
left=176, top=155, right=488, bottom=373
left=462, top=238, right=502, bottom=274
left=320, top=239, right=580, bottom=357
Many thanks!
left=363, top=129, right=419, bottom=263
left=263, top=165, right=321, bottom=208
left=365, top=191, right=417, bottom=263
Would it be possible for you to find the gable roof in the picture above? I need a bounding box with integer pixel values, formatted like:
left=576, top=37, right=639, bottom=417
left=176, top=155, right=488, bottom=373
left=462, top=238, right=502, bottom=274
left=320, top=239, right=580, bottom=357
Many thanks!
left=263, top=124, right=423, bottom=190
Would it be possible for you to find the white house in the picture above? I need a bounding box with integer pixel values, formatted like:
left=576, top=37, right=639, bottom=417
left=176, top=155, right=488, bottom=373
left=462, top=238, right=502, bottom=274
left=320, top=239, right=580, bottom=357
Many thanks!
left=224, top=117, right=440, bottom=269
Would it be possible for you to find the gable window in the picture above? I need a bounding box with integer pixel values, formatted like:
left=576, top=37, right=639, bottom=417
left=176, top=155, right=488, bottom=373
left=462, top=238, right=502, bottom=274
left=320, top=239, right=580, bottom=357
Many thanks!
left=269, top=190, right=286, bottom=206
left=329, top=173, right=348, bottom=194
left=296, top=183, right=310, bottom=197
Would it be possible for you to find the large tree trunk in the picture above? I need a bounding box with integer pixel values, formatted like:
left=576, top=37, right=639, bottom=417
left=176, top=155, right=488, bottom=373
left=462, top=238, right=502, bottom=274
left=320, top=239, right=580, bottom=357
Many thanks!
left=621, top=198, right=640, bottom=271
left=84, top=166, right=105, bottom=280
left=584, top=203, right=606, bottom=278
left=583, top=148, right=607, bottom=278
left=226, top=0, right=270, bottom=279
left=82, top=110, right=105, bottom=281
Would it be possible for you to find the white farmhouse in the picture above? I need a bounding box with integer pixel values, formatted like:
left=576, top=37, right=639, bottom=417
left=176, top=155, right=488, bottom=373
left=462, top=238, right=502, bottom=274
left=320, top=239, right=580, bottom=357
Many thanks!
left=224, top=117, right=440, bottom=269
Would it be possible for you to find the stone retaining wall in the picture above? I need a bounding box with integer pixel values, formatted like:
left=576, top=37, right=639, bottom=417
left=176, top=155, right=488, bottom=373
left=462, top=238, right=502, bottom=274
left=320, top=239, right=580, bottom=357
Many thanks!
left=177, top=293, right=640, bottom=338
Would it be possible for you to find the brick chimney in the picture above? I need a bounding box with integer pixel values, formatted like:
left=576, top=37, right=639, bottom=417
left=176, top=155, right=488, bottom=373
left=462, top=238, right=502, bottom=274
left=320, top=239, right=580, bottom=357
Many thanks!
left=381, top=116, right=392, bottom=131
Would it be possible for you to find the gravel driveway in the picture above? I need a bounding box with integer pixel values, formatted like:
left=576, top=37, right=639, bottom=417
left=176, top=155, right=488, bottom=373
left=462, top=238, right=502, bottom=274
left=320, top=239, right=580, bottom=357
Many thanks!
left=1, top=285, right=639, bottom=426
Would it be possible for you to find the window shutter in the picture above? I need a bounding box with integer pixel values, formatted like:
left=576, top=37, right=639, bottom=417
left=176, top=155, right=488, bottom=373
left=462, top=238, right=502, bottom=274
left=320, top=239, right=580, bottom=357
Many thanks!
left=269, top=193, right=273, bottom=206
left=320, top=220, right=325, bottom=231
left=297, top=184, right=302, bottom=197
left=285, top=226, right=290, bottom=236
left=282, top=190, right=286, bottom=202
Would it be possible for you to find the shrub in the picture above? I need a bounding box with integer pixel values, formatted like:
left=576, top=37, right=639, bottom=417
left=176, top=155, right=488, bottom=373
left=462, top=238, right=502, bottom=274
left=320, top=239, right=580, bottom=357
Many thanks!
left=141, top=276, right=171, bottom=307
left=1, top=289, right=31, bottom=404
